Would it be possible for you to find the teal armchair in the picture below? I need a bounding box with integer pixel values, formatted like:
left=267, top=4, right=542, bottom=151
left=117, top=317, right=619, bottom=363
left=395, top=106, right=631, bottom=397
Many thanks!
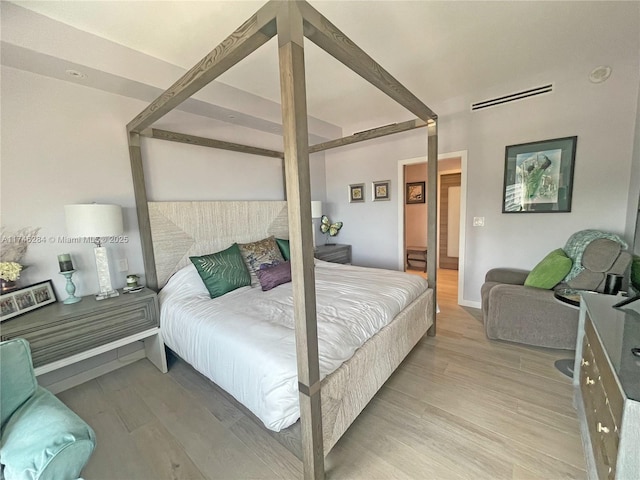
left=0, top=338, right=95, bottom=480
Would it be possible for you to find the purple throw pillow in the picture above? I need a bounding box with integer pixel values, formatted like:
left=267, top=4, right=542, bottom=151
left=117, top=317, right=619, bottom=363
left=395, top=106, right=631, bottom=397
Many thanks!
left=256, top=261, right=292, bottom=291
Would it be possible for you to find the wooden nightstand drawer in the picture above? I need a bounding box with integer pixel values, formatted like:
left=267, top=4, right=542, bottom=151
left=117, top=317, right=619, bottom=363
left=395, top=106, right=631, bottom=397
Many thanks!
left=1, top=288, right=160, bottom=369
left=314, top=244, right=352, bottom=264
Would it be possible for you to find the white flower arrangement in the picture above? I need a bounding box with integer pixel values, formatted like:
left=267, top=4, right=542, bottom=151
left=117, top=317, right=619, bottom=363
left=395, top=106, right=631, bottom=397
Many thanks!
left=0, top=262, right=23, bottom=282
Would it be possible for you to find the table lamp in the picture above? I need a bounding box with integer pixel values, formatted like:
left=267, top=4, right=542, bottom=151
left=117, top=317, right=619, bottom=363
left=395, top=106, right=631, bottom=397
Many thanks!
left=65, top=204, right=123, bottom=300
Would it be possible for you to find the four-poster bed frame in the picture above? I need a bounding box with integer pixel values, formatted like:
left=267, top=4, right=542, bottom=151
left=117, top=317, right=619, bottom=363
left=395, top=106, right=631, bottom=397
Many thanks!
left=126, top=2, right=438, bottom=478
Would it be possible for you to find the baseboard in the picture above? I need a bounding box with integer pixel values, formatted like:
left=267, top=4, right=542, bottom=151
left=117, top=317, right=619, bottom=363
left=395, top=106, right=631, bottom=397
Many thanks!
left=459, top=299, right=481, bottom=309
left=43, top=349, right=146, bottom=394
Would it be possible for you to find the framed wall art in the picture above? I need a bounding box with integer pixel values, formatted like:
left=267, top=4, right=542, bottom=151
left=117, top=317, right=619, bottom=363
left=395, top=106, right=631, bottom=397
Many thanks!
left=406, top=181, right=425, bottom=204
left=349, top=183, right=365, bottom=203
left=0, top=280, right=57, bottom=322
left=502, top=136, right=577, bottom=213
left=372, top=180, right=391, bottom=201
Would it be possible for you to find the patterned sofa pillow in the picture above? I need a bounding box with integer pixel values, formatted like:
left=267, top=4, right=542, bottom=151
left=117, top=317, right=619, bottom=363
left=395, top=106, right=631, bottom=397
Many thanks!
left=238, top=236, right=285, bottom=286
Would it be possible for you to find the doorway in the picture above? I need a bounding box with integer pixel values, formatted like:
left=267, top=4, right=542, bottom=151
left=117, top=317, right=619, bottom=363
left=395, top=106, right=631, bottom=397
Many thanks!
left=397, top=151, right=467, bottom=305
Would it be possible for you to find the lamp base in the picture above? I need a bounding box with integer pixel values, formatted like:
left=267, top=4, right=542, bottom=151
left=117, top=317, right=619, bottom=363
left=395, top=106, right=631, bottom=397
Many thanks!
left=96, top=289, right=119, bottom=301
left=94, top=245, right=118, bottom=301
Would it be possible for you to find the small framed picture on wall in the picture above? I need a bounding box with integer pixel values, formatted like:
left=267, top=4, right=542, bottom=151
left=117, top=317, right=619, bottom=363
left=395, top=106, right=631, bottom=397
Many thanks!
left=372, top=180, right=391, bottom=201
left=349, top=183, right=365, bottom=203
left=406, top=181, right=425, bottom=204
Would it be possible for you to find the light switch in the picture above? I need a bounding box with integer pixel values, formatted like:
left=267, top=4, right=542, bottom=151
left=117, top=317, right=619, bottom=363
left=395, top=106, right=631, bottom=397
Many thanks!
left=117, top=258, right=129, bottom=272
left=473, top=217, right=485, bottom=227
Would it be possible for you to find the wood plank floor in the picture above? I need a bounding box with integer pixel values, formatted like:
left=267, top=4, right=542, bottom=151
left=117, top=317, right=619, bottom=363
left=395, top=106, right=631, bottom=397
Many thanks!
left=58, top=268, right=586, bottom=479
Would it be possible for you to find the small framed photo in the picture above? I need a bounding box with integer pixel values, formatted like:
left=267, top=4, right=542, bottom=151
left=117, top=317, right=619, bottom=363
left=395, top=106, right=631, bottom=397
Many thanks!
left=0, top=280, right=57, bottom=322
left=372, top=180, right=391, bottom=201
left=502, top=136, right=577, bottom=213
left=349, top=183, right=365, bottom=203
left=406, top=181, right=425, bottom=204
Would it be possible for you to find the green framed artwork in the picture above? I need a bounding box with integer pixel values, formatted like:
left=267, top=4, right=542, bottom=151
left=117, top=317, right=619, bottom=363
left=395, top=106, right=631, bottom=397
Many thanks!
left=502, top=136, right=577, bottom=213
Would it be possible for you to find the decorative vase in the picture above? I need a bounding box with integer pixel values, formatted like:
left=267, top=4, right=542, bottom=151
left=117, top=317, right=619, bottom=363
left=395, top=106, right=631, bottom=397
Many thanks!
left=0, top=279, right=18, bottom=294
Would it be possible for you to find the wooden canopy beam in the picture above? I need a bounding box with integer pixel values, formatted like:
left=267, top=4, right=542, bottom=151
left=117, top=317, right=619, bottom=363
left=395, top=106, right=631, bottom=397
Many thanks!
left=298, top=1, right=437, bottom=123
left=277, top=3, right=324, bottom=479
left=426, top=121, right=438, bottom=336
left=309, top=118, right=428, bottom=154
left=127, top=1, right=281, bottom=133
left=142, top=128, right=284, bottom=159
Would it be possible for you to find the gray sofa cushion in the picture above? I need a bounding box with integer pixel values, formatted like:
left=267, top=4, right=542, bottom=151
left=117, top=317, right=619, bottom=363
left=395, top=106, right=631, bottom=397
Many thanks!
left=581, top=238, right=621, bottom=272
left=484, top=283, right=578, bottom=350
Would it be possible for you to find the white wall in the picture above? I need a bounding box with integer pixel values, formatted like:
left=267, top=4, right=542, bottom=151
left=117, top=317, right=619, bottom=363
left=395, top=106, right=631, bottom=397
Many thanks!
left=1, top=66, right=326, bottom=299
left=1, top=66, right=325, bottom=387
left=625, top=79, right=640, bottom=242
left=325, top=64, right=639, bottom=303
left=325, top=131, right=428, bottom=269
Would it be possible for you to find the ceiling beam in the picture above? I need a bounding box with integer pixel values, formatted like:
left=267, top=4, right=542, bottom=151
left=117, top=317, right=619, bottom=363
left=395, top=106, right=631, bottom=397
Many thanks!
left=298, top=1, right=437, bottom=123
left=143, top=128, right=284, bottom=159
left=127, top=1, right=281, bottom=133
left=309, top=118, right=427, bottom=153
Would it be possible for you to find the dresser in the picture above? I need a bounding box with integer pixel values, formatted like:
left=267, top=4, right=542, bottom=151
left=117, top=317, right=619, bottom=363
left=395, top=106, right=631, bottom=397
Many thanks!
left=0, top=288, right=167, bottom=376
left=574, top=293, right=640, bottom=480
left=314, top=244, right=352, bottom=264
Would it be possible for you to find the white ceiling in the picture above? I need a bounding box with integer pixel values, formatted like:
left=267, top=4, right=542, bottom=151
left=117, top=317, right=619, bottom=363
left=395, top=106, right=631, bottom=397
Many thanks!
left=5, top=0, right=640, bottom=135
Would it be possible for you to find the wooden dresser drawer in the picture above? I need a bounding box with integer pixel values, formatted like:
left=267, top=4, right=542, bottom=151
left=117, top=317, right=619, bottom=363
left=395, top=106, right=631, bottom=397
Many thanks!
left=582, top=315, right=625, bottom=480
left=585, top=319, right=624, bottom=426
left=578, top=294, right=640, bottom=480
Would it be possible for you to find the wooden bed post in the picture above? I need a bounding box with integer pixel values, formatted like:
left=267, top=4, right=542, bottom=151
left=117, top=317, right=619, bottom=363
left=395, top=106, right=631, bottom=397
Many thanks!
left=277, top=3, right=324, bottom=479
left=427, top=121, right=438, bottom=335
left=128, top=131, right=158, bottom=291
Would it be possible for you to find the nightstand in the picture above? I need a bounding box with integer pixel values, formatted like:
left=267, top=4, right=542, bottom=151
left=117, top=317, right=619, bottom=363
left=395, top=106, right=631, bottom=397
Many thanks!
left=314, top=244, right=352, bottom=264
left=0, top=288, right=167, bottom=376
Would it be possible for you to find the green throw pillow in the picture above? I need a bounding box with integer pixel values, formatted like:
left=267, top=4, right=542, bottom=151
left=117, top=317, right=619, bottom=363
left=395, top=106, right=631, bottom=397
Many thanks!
left=276, top=238, right=291, bottom=261
left=524, top=248, right=573, bottom=289
left=190, top=244, right=251, bottom=298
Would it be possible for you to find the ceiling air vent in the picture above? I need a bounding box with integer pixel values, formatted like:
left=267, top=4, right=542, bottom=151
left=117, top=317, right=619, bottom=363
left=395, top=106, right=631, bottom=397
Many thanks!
left=471, top=84, right=553, bottom=111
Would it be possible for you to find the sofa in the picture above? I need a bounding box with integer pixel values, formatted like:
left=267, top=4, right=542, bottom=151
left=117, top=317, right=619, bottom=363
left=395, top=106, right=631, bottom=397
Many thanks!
left=0, top=338, right=96, bottom=480
left=481, top=230, right=631, bottom=350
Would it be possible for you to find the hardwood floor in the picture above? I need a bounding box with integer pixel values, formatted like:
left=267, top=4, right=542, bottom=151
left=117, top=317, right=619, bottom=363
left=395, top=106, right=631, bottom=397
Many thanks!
left=58, top=269, right=585, bottom=479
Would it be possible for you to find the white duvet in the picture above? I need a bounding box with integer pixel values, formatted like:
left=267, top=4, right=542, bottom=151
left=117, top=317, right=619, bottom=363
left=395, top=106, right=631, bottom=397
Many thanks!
left=159, top=259, right=429, bottom=432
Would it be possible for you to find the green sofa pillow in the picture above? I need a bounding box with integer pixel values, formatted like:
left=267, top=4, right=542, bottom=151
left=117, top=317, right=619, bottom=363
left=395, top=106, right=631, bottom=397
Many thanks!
left=524, top=248, right=573, bottom=289
left=190, top=244, right=251, bottom=298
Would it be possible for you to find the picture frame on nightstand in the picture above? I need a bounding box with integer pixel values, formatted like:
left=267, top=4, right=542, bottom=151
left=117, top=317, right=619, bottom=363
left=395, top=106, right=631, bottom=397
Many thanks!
left=1, top=280, right=57, bottom=322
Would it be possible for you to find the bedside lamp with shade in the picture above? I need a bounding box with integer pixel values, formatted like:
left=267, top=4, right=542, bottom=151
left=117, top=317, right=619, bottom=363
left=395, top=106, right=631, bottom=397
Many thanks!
left=65, top=204, right=123, bottom=300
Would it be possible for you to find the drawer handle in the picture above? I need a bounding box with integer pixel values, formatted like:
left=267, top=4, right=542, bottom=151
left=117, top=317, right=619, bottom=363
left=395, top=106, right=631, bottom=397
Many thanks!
left=586, top=376, right=595, bottom=385
left=597, top=422, right=610, bottom=434
left=581, top=358, right=590, bottom=367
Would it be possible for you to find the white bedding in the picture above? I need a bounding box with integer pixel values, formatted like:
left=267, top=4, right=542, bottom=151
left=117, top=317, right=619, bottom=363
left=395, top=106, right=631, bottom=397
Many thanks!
left=159, top=259, right=429, bottom=432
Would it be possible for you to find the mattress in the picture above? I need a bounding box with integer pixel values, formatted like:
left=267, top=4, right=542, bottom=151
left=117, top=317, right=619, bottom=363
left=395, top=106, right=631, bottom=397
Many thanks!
left=158, top=259, right=429, bottom=432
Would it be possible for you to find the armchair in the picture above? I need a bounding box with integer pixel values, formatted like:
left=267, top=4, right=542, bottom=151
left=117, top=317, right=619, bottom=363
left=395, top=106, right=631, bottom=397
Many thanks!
left=0, top=338, right=95, bottom=480
left=481, top=230, right=631, bottom=350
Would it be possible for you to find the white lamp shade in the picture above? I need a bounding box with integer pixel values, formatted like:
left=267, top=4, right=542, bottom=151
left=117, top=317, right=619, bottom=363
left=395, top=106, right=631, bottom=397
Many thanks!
left=65, top=204, right=123, bottom=237
left=311, top=201, right=323, bottom=218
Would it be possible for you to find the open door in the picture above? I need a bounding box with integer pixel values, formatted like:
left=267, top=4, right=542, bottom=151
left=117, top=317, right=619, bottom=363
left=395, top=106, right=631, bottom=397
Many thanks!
left=439, top=173, right=461, bottom=270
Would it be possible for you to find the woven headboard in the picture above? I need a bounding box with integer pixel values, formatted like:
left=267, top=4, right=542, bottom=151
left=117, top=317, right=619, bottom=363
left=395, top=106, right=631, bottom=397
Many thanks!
left=148, top=201, right=289, bottom=288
